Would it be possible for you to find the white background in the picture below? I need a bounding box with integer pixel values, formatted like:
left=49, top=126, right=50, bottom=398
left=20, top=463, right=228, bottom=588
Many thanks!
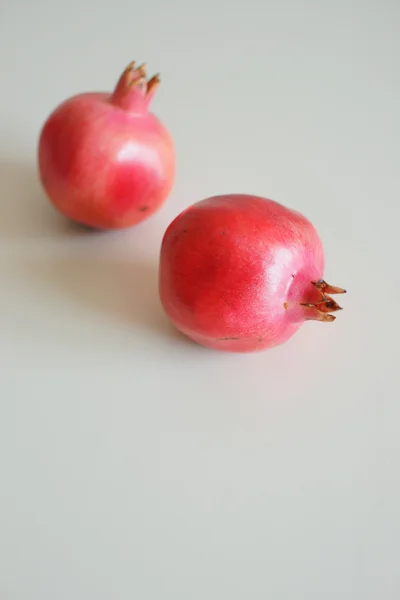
left=1, top=0, right=399, bottom=598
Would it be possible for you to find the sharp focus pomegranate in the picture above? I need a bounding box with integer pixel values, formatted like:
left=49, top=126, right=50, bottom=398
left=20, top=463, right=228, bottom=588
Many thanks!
left=38, top=62, right=175, bottom=229
left=159, top=194, right=346, bottom=352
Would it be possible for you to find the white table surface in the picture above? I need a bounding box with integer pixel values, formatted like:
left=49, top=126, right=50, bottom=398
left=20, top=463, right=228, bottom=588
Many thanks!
left=1, top=1, right=399, bottom=598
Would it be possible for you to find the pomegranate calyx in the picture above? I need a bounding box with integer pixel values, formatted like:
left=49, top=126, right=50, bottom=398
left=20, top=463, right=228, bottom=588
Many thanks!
left=301, top=279, right=346, bottom=322
left=111, top=61, right=161, bottom=111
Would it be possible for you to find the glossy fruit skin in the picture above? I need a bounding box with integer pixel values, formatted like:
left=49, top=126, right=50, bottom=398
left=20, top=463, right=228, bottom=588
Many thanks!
left=38, top=65, right=175, bottom=229
left=159, top=194, right=327, bottom=352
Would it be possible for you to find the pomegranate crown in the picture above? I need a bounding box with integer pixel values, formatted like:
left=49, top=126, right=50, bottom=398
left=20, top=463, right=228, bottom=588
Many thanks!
left=111, top=61, right=160, bottom=111
left=301, top=280, right=347, bottom=322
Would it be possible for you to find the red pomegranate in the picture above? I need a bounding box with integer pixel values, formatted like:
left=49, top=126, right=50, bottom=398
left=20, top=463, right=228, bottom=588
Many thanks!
left=159, top=194, right=346, bottom=352
left=38, top=62, right=175, bottom=229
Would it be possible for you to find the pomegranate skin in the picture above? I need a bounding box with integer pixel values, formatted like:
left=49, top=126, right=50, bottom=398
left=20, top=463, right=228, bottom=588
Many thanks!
left=38, top=63, right=175, bottom=229
left=159, top=194, right=345, bottom=353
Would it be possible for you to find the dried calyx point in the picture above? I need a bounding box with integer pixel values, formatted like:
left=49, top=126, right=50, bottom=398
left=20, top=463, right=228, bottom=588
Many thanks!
left=122, top=61, right=160, bottom=95
left=301, top=279, right=347, bottom=323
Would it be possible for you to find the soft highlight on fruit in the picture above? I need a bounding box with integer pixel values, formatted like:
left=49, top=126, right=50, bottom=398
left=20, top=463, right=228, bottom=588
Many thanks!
left=38, top=61, right=175, bottom=229
left=159, top=194, right=346, bottom=353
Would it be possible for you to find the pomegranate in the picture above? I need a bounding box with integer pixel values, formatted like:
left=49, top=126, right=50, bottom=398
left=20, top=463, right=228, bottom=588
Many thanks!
left=38, top=62, right=175, bottom=229
left=159, top=194, right=346, bottom=352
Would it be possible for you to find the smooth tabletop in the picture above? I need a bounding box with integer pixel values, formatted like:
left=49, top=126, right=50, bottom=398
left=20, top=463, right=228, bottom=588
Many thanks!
left=1, top=1, right=399, bottom=598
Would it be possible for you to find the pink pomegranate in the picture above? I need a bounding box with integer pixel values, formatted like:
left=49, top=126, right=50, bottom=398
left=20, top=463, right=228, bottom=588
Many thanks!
left=159, top=194, right=345, bottom=352
left=38, top=62, right=175, bottom=229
